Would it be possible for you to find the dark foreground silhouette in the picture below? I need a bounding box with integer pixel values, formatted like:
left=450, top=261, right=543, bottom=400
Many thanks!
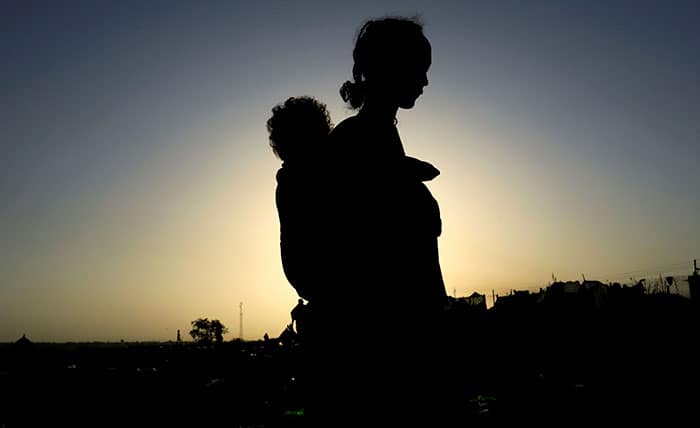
left=1, top=286, right=699, bottom=428
left=269, top=17, right=448, bottom=427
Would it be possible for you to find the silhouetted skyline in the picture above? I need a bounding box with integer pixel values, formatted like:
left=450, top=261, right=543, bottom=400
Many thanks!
left=2, top=0, right=699, bottom=341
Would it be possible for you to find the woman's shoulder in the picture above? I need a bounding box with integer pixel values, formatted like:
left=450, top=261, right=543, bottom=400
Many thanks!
left=329, top=115, right=363, bottom=140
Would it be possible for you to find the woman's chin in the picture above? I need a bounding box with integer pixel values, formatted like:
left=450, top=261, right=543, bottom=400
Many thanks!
left=399, top=92, right=424, bottom=109
left=399, top=99, right=418, bottom=109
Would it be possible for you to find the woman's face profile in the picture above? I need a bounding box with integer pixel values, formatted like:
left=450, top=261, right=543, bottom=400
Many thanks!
left=395, top=46, right=431, bottom=109
left=375, top=35, right=431, bottom=110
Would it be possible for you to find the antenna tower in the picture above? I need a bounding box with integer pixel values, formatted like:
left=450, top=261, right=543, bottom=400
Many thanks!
left=239, top=302, right=243, bottom=340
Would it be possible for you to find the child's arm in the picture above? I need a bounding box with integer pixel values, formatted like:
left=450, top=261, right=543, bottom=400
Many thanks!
left=403, top=156, right=440, bottom=181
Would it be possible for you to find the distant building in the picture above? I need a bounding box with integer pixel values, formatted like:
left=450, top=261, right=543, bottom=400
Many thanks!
left=465, top=292, right=487, bottom=311
left=545, top=280, right=613, bottom=311
left=548, top=281, right=581, bottom=296
left=495, top=289, right=544, bottom=309
left=607, top=281, right=645, bottom=302
left=448, top=292, right=488, bottom=314
left=15, top=334, right=33, bottom=348
left=15, top=334, right=34, bottom=346
left=582, top=280, right=609, bottom=310
left=545, top=281, right=584, bottom=303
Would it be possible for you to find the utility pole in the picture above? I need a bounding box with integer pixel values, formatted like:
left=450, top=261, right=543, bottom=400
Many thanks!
left=239, top=302, right=244, bottom=341
left=689, top=260, right=699, bottom=301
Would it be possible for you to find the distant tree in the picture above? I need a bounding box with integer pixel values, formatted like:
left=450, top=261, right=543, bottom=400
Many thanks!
left=211, top=319, right=228, bottom=344
left=190, top=318, right=212, bottom=343
left=190, top=318, right=229, bottom=344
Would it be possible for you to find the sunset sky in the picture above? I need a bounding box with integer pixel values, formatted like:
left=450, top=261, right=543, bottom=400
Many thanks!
left=2, top=0, right=698, bottom=342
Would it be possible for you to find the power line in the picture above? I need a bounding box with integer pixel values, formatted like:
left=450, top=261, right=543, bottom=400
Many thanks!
left=455, top=259, right=696, bottom=297
left=592, top=260, right=694, bottom=280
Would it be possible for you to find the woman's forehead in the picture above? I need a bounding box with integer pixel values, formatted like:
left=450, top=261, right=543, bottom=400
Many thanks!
left=391, top=35, right=431, bottom=61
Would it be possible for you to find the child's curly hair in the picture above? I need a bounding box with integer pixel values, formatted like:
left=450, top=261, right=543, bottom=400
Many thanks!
left=266, top=96, right=333, bottom=161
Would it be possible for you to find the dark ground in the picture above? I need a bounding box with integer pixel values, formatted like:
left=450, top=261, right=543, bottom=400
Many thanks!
left=1, top=293, right=699, bottom=427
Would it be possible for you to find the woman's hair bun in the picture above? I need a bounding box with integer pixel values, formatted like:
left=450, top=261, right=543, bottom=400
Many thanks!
left=339, top=80, right=365, bottom=109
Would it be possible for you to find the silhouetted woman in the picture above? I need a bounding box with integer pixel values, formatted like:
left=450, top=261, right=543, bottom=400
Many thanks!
left=303, top=17, right=450, bottom=427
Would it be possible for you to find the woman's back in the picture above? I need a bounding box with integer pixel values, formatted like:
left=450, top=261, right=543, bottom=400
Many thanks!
left=325, top=115, right=447, bottom=317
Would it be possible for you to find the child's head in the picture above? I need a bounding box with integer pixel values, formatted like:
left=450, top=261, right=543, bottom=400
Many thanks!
left=266, top=96, right=333, bottom=162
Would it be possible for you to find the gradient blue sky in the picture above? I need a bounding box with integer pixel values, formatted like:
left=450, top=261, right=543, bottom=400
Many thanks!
left=2, top=0, right=698, bottom=342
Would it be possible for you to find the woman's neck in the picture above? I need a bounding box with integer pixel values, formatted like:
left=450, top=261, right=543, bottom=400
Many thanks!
left=359, top=99, right=398, bottom=125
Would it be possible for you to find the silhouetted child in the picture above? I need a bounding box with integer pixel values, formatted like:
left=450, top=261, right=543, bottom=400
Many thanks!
left=267, top=96, right=332, bottom=165
left=267, top=96, right=332, bottom=302
left=266, top=95, right=439, bottom=189
left=267, top=95, right=441, bottom=301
